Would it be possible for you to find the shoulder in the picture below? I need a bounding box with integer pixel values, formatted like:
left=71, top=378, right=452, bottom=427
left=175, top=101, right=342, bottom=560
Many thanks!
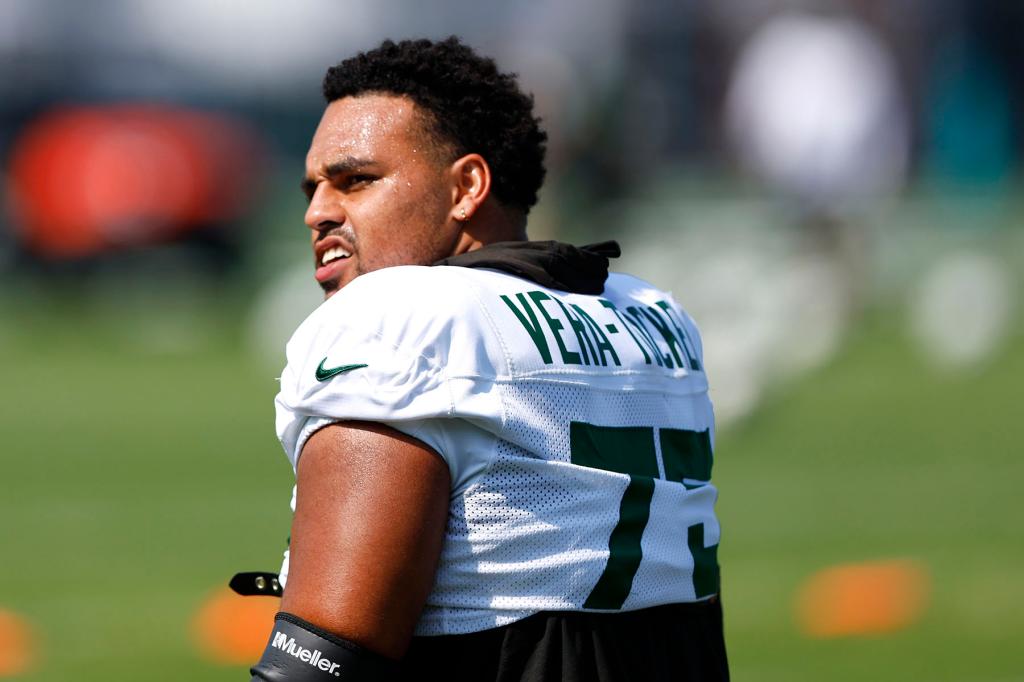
left=275, top=266, right=513, bottom=468
left=318, top=265, right=482, bottom=320
left=604, top=271, right=668, bottom=300
left=605, top=271, right=695, bottom=320
left=289, top=266, right=484, bottom=351
left=604, top=270, right=706, bottom=359
left=345, top=264, right=484, bottom=299
left=283, top=265, right=518, bottom=389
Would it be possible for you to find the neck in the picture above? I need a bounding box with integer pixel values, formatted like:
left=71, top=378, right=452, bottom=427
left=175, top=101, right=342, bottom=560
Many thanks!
left=452, top=202, right=527, bottom=255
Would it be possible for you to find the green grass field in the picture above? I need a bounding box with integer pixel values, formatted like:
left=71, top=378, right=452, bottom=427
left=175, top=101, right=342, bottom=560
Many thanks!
left=2, top=299, right=1021, bottom=681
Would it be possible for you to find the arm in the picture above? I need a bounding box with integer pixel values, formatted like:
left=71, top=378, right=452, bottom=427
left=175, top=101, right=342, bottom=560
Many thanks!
left=280, top=420, right=451, bottom=659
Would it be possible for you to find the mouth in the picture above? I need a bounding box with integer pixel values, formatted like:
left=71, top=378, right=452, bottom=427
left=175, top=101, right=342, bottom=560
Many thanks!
left=314, top=235, right=355, bottom=293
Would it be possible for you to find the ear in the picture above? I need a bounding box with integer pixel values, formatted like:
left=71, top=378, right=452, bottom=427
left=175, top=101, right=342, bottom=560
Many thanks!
left=448, top=153, right=491, bottom=223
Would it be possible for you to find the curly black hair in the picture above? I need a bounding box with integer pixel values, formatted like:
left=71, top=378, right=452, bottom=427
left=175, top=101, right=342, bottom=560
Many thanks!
left=322, top=37, right=547, bottom=214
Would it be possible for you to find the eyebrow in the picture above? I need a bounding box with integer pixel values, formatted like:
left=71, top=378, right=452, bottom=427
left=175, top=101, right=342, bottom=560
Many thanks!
left=301, top=156, right=376, bottom=196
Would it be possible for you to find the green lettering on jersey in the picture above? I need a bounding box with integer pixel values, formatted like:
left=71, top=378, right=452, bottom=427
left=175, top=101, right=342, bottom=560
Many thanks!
left=655, top=301, right=701, bottom=371
left=625, top=306, right=670, bottom=367
left=529, top=291, right=582, bottom=365
left=572, top=303, right=621, bottom=367
left=500, top=293, right=553, bottom=364
left=570, top=422, right=719, bottom=608
left=640, top=306, right=688, bottom=369
left=553, top=297, right=596, bottom=366
left=600, top=299, right=653, bottom=365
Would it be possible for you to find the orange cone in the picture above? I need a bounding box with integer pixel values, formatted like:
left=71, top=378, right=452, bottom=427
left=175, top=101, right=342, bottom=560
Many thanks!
left=192, top=588, right=280, bottom=665
left=796, top=559, right=930, bottom=637
left=0, top=609, right=36, bottom=677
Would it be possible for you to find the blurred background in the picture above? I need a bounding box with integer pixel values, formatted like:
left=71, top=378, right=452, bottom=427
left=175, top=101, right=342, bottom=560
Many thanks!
left=1, top=0, right=1021, bottom=680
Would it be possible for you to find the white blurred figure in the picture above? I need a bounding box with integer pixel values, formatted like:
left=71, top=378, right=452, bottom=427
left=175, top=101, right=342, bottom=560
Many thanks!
left=725, top=11, right=909, bottom=212
left=651, top=9, right=912, bottom=423
left=725, top=10, right=910, bottom=317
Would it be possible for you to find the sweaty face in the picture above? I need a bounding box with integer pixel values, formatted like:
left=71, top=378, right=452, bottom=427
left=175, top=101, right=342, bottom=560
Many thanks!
left=302, top=95, right=460, bottom=297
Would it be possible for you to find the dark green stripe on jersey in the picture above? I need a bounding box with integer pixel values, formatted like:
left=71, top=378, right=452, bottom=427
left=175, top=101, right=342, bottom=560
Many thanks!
left=584, top=477, right=656, bottom=610
left=687, top=523, right=720, bottom=599
left=570, top=422, right=659, bottom=609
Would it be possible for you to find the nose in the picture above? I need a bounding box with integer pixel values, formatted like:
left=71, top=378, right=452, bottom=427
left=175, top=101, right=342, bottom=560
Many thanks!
left=304, top=183, right=344, bottom=233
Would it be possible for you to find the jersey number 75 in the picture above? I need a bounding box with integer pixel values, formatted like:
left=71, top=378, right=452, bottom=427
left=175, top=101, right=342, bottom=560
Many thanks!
left=570, top=422, right=720, bottom=609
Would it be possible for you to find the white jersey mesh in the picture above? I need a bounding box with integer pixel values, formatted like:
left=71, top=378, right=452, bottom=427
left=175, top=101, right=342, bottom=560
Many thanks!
left=418, top=379, right=717, bottom=635
left=275, top=266, right=720, bottom=636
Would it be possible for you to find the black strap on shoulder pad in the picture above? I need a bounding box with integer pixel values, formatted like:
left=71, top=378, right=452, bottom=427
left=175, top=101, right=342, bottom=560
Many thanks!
left=230, top=571, right=284, bottom=597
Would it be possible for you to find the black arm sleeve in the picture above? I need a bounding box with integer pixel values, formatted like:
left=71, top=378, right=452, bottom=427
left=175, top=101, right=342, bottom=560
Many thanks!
left=250, top=612, right=400, bottom=681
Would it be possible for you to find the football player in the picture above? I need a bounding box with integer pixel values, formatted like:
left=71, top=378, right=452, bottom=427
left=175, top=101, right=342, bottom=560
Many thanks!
left=248, top=37, right=728, bottom=681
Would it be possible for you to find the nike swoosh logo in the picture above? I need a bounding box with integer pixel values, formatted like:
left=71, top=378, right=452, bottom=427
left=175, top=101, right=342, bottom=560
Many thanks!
left=315, top=359, right=368, bottom=381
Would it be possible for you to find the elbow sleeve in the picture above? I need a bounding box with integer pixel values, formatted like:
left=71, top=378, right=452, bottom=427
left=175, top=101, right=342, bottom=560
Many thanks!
left=250, top=612, right=400, bottom=681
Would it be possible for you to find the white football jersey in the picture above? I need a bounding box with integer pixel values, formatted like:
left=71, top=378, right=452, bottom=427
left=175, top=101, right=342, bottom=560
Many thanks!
left=275, top=264, right=719, bottom=636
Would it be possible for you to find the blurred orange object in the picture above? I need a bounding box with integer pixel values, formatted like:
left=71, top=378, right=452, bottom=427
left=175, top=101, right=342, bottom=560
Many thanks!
left=795, top=559, right=930, bottom=638
left=192, top=588, right=279, bottom=665
left=6, top=105, right=259, bottom=259
left=0, top=608, right=37, bottom=677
